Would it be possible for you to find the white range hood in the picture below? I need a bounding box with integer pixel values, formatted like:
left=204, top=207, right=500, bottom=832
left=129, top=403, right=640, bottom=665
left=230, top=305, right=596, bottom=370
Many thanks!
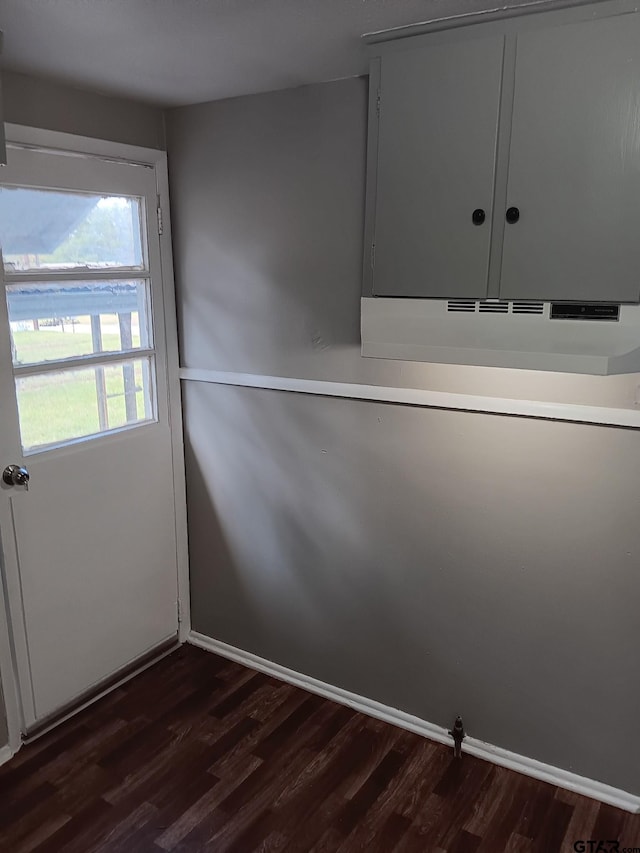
left=361, top=297, right=640, bottom=375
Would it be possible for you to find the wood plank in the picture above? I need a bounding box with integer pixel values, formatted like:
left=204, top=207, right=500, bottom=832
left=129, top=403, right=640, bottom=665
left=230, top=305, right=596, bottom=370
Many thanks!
left=557, top=791, right=600, bottom=853
left=0, top=644, right=636, bottom=853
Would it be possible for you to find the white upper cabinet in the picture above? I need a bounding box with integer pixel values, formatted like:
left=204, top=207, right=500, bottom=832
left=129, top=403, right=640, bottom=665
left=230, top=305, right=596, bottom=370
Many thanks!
left=366, top=4, right=640, bottom=304
left=501, top=13, right=640, bottom=303
left=373, top=36, right=504, bottom=299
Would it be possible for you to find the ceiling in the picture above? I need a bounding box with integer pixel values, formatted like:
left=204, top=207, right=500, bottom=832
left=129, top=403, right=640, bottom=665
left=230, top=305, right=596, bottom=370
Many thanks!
left=1, top=0, right=580, bottom=107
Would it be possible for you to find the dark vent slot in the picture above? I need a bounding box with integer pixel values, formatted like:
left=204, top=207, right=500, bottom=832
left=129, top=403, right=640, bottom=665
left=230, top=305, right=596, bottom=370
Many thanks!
left=447, top=301, right=476, bottom=313
left=550, top=302, right=619, bottom=321
left=512, top=301, right=544, bottom=315
left=479, top=301, right=509, bottom=313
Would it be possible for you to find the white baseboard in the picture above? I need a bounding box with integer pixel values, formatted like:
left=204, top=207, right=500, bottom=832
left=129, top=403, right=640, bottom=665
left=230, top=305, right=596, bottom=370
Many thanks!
left=0, top=745, right=15, bottom=767
left=189, top=630, right=640, bottom=814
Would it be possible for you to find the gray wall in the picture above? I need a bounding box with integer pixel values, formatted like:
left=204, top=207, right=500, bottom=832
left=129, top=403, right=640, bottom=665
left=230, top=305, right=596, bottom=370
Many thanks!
left=168, top=77, right=640, bottom=794
left=2, top=70, right=165, bottom=149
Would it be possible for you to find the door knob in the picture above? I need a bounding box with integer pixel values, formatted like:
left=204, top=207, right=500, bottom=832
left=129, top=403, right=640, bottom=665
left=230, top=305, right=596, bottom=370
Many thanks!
left=2, top=464, right=30, bottom=490
left=472, top=208, right=486, bottom=226
left=506, top=206, right=520, bottom=224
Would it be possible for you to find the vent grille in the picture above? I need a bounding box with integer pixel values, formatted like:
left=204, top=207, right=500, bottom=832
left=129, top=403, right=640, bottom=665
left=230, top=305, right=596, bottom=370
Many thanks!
left=479, top=300, right=509, bottom=314
left=513, top=301, right=544, bottom=315
left=447, top=300, right=476, bottom=313
left=447, top=299, right=545, bottom=316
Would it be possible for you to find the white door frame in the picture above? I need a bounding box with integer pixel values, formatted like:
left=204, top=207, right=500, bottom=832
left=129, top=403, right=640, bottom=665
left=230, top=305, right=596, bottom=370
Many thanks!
left=0, top=124, right=190, bottom=760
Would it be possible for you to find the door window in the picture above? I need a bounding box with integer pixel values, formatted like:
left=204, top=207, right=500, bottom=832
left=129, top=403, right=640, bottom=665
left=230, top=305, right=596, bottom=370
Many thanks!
left=0, top=187, right=157, bottom=453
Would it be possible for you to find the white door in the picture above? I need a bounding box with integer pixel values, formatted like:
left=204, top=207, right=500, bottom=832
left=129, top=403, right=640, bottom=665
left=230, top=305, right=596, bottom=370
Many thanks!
left=0, top=143, right=181, bottom=731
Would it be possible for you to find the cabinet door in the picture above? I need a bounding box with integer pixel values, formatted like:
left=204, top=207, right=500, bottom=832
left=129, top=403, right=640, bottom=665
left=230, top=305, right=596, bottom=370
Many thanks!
left=372, top=37, right=504, bottom=299
left=501, top=13, right=640, bottom=303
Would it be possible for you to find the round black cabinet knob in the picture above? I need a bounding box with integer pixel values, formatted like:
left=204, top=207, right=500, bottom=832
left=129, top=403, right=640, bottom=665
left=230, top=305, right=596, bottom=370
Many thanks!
left=506, top=206, right=520, bottom=224
left=472, top=208, right=486, bottom=226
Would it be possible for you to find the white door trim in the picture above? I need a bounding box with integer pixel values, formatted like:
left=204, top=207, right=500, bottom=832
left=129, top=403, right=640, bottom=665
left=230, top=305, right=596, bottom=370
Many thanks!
left=4, top=123, right=166, bottom=168
left=154, top=153, right=191, bottom=644
left=0, top=125, right=190, bottom=757
left=0, top=571, right=22, bottom=755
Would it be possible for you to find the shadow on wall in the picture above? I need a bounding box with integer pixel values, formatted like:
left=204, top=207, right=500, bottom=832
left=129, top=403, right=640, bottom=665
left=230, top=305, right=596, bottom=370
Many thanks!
left=183, top=380, right=640, bottom=791
left=173, top=176, right=364, bottom=379
left=185, top=384, right=456, bottom=707
left=168, top=81, right=366, bottom=378
left=181, top=234, right=356, bottom=375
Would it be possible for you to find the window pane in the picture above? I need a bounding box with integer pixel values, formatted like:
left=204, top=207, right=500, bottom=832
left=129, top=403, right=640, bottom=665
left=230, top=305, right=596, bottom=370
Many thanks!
left=0, top=188, right=144, bottom=271
left=7, top=281, right=151, bottom=365
left=16, top=358, right=154, bottom=451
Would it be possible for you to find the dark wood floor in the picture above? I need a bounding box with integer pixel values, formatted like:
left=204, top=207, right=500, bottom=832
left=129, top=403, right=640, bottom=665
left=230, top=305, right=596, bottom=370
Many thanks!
left=0, top=645, right=638, bottom=852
